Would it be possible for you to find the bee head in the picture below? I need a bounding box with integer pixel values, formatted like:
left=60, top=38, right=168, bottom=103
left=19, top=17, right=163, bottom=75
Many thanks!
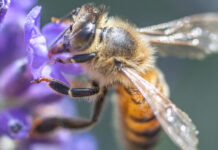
left=64, top=4, right=105, bottom=51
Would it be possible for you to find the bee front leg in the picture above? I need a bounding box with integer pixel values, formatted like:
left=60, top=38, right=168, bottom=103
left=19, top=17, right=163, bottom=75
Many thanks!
left=32, top=78, right=99, bottom=97
left=31, top=87, right=107, bottom=134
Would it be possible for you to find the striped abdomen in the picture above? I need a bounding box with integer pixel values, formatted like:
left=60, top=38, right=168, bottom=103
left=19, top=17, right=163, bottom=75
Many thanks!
left=116, top=68, right=168, bottom=150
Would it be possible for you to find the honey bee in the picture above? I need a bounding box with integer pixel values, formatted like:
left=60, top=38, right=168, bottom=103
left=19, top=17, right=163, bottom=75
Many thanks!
left=32, top=4, right=218, bottom=150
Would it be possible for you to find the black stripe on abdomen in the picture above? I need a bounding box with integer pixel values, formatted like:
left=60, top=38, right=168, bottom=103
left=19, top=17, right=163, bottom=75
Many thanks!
left=129, top=114, right=156, bottom=123
left=127, top=125, right=161, bottom=138
left=125, top=115, right=161, bottom=149
left=124, top=128, right=160, bottom=150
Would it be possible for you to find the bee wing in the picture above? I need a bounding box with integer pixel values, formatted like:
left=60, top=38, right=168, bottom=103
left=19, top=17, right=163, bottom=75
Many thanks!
left=122, top=68, right=199, bottom=150
left=137, top=13, right=218, bottom=59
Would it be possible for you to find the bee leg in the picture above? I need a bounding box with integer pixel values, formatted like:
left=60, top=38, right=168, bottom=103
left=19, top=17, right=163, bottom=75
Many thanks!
left=55, top=53, right=96, bottom=64
left=32, top=87, right=107, bottom=134
left=32, top=78, right=99, bottom=97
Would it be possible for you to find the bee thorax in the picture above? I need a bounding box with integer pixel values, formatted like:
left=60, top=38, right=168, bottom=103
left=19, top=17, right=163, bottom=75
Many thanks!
left=103, top=27, right=136, bottom=57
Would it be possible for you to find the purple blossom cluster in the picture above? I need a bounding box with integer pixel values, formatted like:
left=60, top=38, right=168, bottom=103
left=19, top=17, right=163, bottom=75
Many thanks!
left=0, top=1, right=97, bottom=150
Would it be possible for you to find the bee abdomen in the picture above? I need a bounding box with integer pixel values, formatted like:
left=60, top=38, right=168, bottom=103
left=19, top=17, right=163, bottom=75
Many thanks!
left=116, top=86, right=161, bottom=150
left=116, top=68, right=168, bottom=150
left=124, top=113, right=161, bottom=150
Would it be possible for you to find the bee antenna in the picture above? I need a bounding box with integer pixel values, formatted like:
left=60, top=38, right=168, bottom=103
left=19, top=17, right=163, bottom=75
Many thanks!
left=48, top=25, right=71, bottom=51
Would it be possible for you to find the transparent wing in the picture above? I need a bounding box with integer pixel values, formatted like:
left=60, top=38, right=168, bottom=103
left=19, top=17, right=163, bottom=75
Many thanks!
left=137, top=13, right=218, bottom=59
left=122, top=68, right=199, bottom=150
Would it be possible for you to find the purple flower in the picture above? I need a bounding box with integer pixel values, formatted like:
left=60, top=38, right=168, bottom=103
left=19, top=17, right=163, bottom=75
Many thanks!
left=0, top=4, right=98, bottom=150
left=16, top=129, right=97, bottom=150
left=0, top=57, right=63, bottom=140
left=3, top=0, right=37, bottom=25
left=42, top=22, right=67, bottom=46
left=0, top=58, right=32, bottom=97
left=0, top=57, right=61, bottom=103
left=0, top=99, right=98, bottom=150
left=10, top=0, right=36, bottom=12
left=0, top=108, right=31, bottom=139
left=69, top=133, right=98, bottom=150
left=0, top=0, right=10, bottom=24
left=14, top=99, right=97, bottom=150
left=0, top=0, right=37, bottom=71
left=25, top=6, right=83, bottom=84
left=24, top=6, right=47, bottom=79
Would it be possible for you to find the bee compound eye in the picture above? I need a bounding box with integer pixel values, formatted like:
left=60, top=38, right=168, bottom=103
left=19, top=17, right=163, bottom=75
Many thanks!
left=70, top=23, right=96, bottom=51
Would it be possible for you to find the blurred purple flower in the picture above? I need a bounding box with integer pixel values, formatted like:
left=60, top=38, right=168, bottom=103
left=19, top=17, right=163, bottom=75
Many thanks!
left=15, top=99, right=97, bottom=150
left=0, top=0, right=37, bottom=71
left=3, top=0, right=37, bottom=25
left=0, top=99, right=98, bottom=150
left=0, top=108, right=31, bottom=139
left=0, top=57, right=63, bottom=141
left=0, top=0, right=10, bottom=24
left=10, top=0, right=36, bottom=12
left=69, top=133, right=98, bottom=150
left=0, top=58, right=32, bottom=97
left=0, top=57, right=61, bottom=103
left=17, top=131, right=98, bottom=150
left=0, top=4, right=97, bottom=150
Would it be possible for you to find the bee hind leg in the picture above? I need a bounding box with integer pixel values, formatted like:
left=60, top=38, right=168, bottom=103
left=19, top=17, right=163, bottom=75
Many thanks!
left=31, top=87, right=107, bottom=134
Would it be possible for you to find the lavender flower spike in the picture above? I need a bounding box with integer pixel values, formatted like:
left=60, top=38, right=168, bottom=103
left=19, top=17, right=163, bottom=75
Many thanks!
left=25, top=6, right=83, bottom=84
left=0, top=0, right=37, bottom=70
left=0, top=0, right=10, bottom=24
left=0, top=3, right=98, bottom=150
left=25, top=6, right=48, bottom=79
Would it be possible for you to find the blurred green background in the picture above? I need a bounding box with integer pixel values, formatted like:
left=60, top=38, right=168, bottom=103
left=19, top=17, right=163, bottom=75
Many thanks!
left=37, top=0, right=218, bottom=150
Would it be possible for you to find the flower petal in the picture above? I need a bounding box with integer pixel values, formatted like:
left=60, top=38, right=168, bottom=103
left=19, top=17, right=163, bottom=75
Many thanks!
left=16, top=132, right=98, bottom=150
left=0, top=108, right=31, bottom=139
left=66, top=133, right=98, bottom=150
left=24, top=6, right=41, bottom=43
left=25, top=6, right=49, bottom=79
left=3, top=0, right=37, bottom=26
left=40, top=62, right=83, bottom=85
left=41, top=23, right=84, bottom=83
left=10, top=0, right=37, bottom=12
left=2, top=6, right=26, bottom=26
left=0, top=0, right=30, bottom=71
left=42, top=22, right=67, bottom=46
left=0, top=22, right=26, bottom=71
left=0, top=58, right=32, bottom=97
left=0, top=0, right=10, bottom=24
